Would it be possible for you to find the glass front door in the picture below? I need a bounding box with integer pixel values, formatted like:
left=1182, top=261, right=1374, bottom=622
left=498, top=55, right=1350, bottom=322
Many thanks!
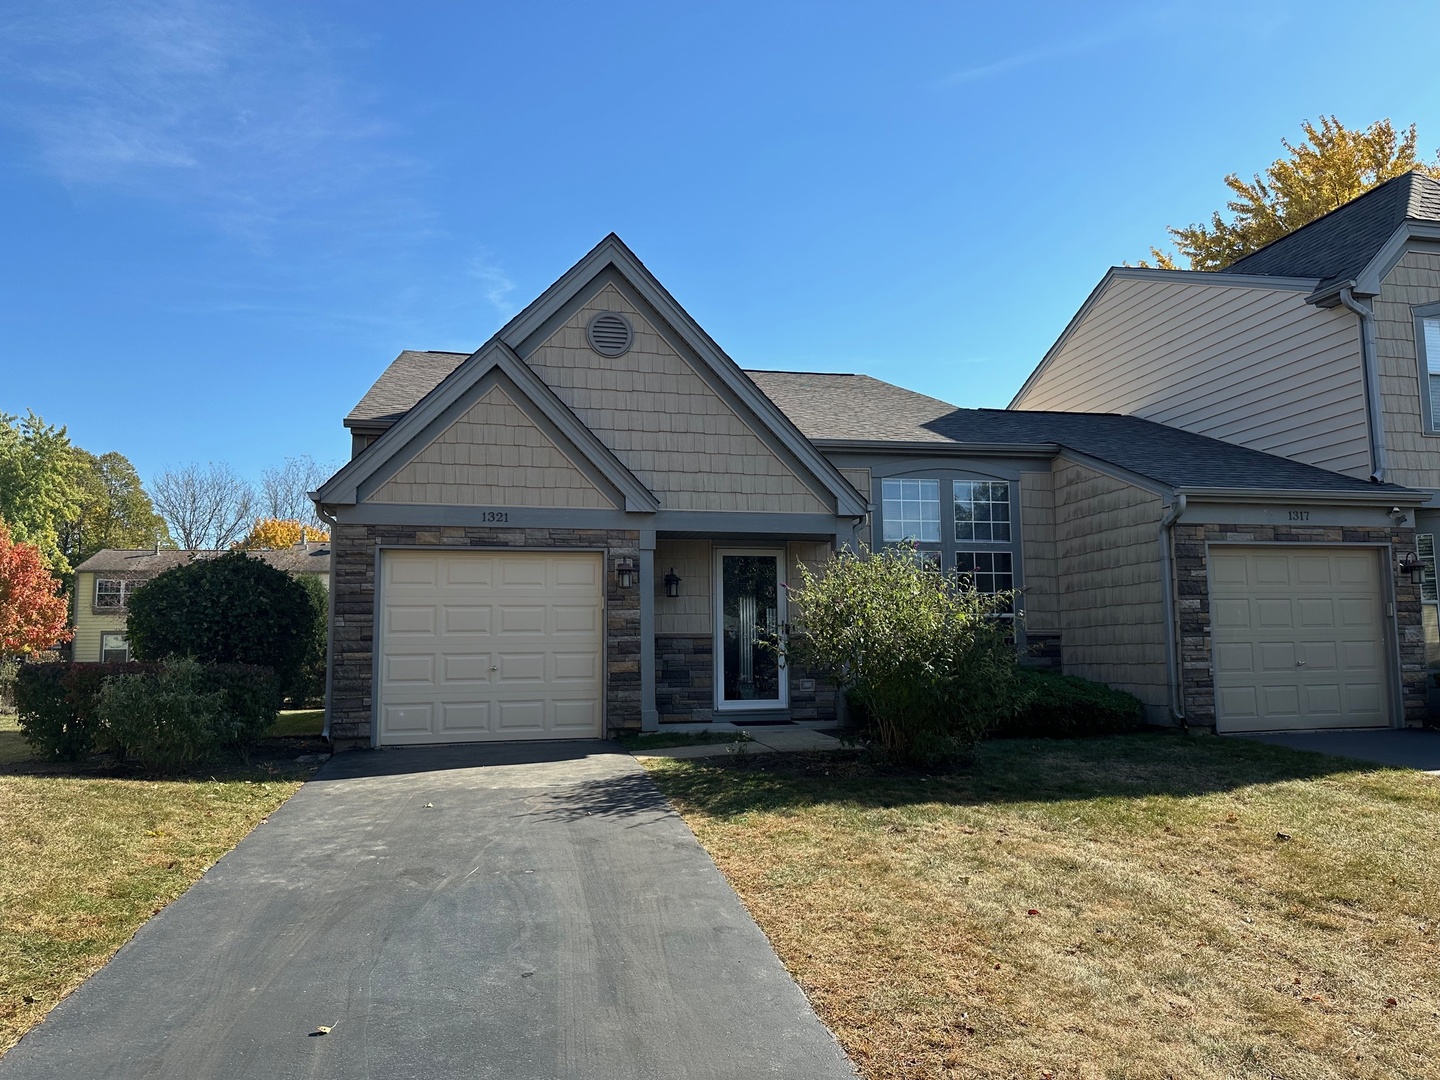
left=715, top=550, right=787, bottom=710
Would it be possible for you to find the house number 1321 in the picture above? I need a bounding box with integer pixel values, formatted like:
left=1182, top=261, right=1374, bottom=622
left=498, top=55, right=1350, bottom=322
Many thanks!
left=1287, top=510, right=1310, bottom=521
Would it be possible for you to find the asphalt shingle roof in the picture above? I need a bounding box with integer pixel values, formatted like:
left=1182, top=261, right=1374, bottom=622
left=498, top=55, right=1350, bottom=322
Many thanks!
left=74, top=544, right=332, bottom=575
left=1226, top=171, right=1440, bottom=289
left=744, top=371, right=1400, bottom=494
left=346, top=351, right=469, bottom=427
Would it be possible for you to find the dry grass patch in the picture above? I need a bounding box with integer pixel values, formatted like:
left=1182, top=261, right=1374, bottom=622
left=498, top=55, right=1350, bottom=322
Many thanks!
left=645, top=734, right=1440, bottom=1080
left=0, top=712, right=312, bottom=1053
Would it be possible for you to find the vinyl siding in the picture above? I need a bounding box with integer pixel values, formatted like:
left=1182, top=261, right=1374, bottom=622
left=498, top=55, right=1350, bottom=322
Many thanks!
left=1018, top=470, right=1057, bottom=632
left=655, top=540, right=712, bottom=636
left=1374, top=248, right=1440, bottom=490
left=525, top=284, right=830, bottom=514
left=371, top=385, right=607, bottom=507
left=1015, top=276, right=1371, bottom=477
left=71, top=572, right=128, bottom=662
left=1052, top=456, right=1168, bottom=721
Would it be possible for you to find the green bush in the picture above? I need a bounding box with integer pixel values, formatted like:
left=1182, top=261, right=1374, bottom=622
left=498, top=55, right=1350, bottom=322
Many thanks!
left=291, top=574, right=328, bottom=706
left=0, top=655, right=19, bottom=713
left=787, top=543, right=1020, bottom=767
left=203, top=663, right=284, bottom=758
left=126, top=551, right=316, bottom=689
left=99, top=658, right=227, bottom=771
left=995, top=668, right=1146, bottom=739
left=14, top=661, right=159, bottom=760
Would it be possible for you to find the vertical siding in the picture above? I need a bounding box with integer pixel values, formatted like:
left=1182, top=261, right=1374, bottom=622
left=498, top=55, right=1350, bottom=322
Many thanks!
left=654, top=540, right=712, bottom=636
left=1051, top=456, right=1168, bottom=721
left=1015, top=276, right=1371, bottom=477
left=1019, top=470, right=1058, bottom=632
left=525, top=284, right=830, bottom=513
left=371, top=385, right=607, bottom=507
left=838, top=467, right=872, bottom=548
left=1374, top=248, right=1440, bottom=490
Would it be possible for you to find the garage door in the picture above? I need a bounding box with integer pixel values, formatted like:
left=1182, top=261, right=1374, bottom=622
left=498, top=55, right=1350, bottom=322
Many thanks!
left=1210, top=547, right=1390, bottom=732
left=377, top=550, right=604, bottom=745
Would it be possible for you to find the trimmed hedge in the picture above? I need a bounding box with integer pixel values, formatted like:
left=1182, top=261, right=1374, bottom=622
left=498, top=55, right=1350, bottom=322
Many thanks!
left=14, top=659, right=282, bottom=766
left=992, top=668, right=1146, bottom=739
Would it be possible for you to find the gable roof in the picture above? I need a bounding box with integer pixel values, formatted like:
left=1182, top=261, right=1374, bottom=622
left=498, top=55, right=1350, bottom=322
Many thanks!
left=346, top=351, right=468, bottom=429
left=74, top=543, right=332, bottom=576
left=1227, top=171, right=1440, bottom=291
left=746, top=370, right=1414, bottom=496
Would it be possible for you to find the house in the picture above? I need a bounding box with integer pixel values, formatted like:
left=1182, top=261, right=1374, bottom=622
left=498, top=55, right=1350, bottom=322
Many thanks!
left=313, top=235, right=1427, bottom=748
left=71, top=542, right=332, bottom=663
left=1012, top=170, right=1440, bottom=727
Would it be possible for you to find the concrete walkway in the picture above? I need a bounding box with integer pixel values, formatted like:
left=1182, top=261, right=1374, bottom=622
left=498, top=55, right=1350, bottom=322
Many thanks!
left=0, top=742, right=855, bottom=1080
left=633, top=727, right=842, bottom=760
left=1240, top=728, right=1440, bottom=773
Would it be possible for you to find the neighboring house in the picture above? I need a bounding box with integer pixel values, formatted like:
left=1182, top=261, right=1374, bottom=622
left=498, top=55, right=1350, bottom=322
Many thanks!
left=313, top=235, right=1427, bottom=748
left=1012, top=170, right=1440, bottom=726
left=71, top=542, right=332, bottom=663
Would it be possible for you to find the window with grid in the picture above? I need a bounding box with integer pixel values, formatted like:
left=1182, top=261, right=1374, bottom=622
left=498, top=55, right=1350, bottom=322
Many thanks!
left=881, top=479, right=941, bottom=543
left=956, top=551, right=1014, bottom=611
left=953, top=481, right=1011, bottom=542
left=95, top=579, right=125, bottom=609
left=100, top=633, right=130, bottom=663
left=1422, top=316, right=1440, bottom=433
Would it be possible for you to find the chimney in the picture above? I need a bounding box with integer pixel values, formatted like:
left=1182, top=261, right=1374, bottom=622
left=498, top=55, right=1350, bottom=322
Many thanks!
left=295, top=527, right=307, bottom=548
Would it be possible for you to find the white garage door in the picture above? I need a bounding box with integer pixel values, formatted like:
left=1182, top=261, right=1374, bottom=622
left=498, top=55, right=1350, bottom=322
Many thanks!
left=377, top=550, right=604, bottom=745
left=1210, top=547, right=1390, bottom=733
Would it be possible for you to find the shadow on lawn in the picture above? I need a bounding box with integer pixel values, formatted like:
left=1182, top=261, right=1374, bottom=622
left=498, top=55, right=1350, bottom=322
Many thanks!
left=640, top=733, right=1386, bottom=817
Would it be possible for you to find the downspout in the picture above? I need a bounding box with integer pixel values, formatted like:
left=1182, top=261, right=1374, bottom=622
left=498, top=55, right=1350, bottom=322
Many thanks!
left=1339, top=286, right=1388, bottom=483
left=1159, top=494, right=1188, bottom=726
left=313, top=499, right=339, bottom=743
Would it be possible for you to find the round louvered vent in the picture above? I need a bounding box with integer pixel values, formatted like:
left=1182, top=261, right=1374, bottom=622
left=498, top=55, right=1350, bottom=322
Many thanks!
left=586, top=311, right=633, bottom=357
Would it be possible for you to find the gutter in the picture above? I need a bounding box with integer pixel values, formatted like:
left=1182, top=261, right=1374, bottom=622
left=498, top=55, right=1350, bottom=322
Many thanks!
left=1337, top=285, right=1389, bottom=483
left=1158, top=495, right=1188, bottom=726
left=312, top=496, right=340, bottom=743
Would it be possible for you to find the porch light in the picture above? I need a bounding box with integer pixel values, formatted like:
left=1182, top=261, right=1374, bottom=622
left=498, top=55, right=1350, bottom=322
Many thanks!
left=1399, top=550, right=1425, bottom=586
left=663, top=567, right=681, bottom=598
left=616, top=558, right=637, bottom=589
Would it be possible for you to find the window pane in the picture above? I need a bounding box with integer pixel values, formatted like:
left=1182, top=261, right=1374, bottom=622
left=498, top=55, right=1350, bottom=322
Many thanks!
left=1430, top=373, right=1440, bottom=432
left=1426, top=318, right=1440, bottom=375
left=881, top=479, right=940, bottom=543
left=95, top=579, right=123, bottom=608
left=1421, top=534, right=1438, bottom=604
left=954, top=480, right=1011, bottom=543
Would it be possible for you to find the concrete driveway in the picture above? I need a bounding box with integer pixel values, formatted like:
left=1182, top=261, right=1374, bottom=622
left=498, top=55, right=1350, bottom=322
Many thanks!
left=0, top=743, right=855, bottom=1080
left=1239, top=728, right=1440, bottom=773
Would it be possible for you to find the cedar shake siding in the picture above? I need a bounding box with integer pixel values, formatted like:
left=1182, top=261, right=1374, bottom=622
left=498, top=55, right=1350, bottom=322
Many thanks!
left=1375, top=248, right=1440, bottom=490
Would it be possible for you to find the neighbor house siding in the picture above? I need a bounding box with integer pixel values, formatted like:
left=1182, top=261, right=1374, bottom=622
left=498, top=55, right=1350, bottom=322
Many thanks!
left=1015, top=276, right=1371, bottom=477
left=523, top=284, right=830, bottom=513
left=1374, top=248, right=1440, bottom=490
left=70, top=572, right=127, bottom=662
left=370, top=385, right=607, bottom=507
left=1051, top=455, right=1168, bottom=721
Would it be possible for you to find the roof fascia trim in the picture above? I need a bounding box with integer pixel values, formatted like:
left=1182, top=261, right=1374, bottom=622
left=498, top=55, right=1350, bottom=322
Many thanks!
left=1008, top=266, right=1321, bottom=410
left=494, top=235, right=868, bottom=518
left=1052, top=447, right=1176, bottom=497
left=1353, top=222, right=1440, bottom=295
left=1177, top=486, right=1431, bottom=505
left=813, top=438, right=1060, bottom=457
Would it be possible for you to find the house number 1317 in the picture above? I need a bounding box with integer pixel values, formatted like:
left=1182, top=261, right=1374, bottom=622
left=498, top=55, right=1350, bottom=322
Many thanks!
left=1287, top=510, right=1310, bottom=521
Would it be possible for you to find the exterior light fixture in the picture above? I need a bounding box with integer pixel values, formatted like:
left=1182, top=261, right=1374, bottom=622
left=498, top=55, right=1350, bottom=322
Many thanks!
left=663, top=567, right=681, bottom=598
left=1399, top=550, right=1425, bottom=586
left=615, top=558, right=636, bottom=589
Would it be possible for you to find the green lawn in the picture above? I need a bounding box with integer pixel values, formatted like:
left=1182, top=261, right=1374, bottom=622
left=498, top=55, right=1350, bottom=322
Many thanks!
left=268, top=709, right=324, bottom=738
left=644, top=734, right=1440, bottom=1080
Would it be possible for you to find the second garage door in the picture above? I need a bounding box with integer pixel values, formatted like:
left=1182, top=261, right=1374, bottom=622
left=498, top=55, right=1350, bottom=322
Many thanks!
left=1210, top=546, right=1390, bottom=733
left=377, top=550, right=604, bottom=745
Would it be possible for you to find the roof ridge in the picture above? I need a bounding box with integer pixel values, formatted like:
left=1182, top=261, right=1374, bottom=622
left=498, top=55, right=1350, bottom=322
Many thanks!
left=1229, top=170, right=1419, bottom=270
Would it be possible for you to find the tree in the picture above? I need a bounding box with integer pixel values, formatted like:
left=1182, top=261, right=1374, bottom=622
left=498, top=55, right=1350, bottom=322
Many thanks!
left=0, top=519, right=72, bottom=655
left=0, top=412, right=85, bottom=573
left=1148, top=117, right=1440, bottom=270
left=259, top=455, right=332, bottom=528
left=233, top=517, right=329, bottom=551
left=58, top=450, right=169, bottom=567
left=126, top=550, right=316, bottom=690
left=149, top=462, right=255, bottom=550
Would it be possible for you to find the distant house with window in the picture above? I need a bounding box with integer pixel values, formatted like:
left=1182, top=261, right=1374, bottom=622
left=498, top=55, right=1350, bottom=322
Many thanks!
left=70, top=542, right=331, bottom=663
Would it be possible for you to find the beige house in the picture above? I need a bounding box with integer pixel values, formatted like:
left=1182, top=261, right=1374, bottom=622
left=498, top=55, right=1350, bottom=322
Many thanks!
left=1013, top=171, right=1440, bottom=729
left=71, top=543, right=332, bottom=662
left=314, top=235, right=1426, bottom=748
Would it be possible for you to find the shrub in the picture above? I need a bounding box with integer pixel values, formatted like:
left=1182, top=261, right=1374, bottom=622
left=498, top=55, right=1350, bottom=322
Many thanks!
left=291, top=574, right=328, bottom=706
left=126, top=551, right=316, bottom=689
left=0, top=654, right=18, bottom=713
left=786, top=543, right=1020, bottom=767
left=995, top=668, right=1146, bottom=739
left=99, top=658, right=227, bottom=771
left=203, top=663, right=284, bottom=758
left=14, top=660, right=159, bottom=760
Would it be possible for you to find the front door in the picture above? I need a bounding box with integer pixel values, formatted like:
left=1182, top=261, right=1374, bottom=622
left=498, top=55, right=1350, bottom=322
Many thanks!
left=714, top=549, right=787, bottom=711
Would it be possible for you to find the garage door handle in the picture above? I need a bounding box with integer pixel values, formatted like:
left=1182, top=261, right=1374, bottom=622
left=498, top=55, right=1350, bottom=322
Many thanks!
left=1296, top=660, right=1306, bottom=666
left=491, top=665, right=498, bottom=671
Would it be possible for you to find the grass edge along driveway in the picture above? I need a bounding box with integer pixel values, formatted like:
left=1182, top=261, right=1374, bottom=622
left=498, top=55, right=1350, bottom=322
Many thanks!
left=0, top=712, right=319, bottom=1054
left=644, top=734, right=1440, bottom=1080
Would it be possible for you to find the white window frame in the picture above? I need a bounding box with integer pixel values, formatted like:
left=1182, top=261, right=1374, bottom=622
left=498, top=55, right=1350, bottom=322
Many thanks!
left=100, top=632, right=130, bottom=663
left=95, top=578, right=125, bottom=609
left=1414, top=304, right=1440, bottom=435
left=712, top=547, right=788, bottom=712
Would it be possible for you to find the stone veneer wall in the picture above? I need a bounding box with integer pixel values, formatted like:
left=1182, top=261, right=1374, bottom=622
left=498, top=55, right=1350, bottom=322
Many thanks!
left=654, top=633, right=840, bottom=725
left=330, top=524, right=642, bottom=744
left=1172, top=522, right=1425, bottom=729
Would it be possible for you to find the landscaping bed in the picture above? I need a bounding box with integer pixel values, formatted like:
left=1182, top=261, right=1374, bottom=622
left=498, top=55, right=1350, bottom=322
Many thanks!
left=0, top=711, right=324, bottom=1054
left=643, top=734, right=1440, bottom=1080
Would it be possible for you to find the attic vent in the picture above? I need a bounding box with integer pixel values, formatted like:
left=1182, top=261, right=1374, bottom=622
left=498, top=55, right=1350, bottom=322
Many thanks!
left=586, top=311, right=633, bottom=357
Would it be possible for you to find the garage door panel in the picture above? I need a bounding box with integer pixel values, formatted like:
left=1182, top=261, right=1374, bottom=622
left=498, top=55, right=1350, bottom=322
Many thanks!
left=1212, top=547, right=1389, bottom=733
left=378, top=550, right=604, bottom=744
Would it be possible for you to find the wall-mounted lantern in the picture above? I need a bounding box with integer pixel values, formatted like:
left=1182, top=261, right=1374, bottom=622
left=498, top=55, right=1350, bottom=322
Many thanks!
left=1399, top=550, right=1425, bottom=586
left=616, top=558, right=637, bottom=589
left=663, top=567, right=681, bottom=598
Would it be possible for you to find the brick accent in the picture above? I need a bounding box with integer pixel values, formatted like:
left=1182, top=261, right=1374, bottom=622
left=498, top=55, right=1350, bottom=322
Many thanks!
left=787, top=663, right=840, bottom=723
left=656, top=634, right=714, bottom=724
left=1172, top=523, right=1425, bottom=730
left=329, top=524, right=642, bottom=744
left=1022, top=631, right=1063, bottom=671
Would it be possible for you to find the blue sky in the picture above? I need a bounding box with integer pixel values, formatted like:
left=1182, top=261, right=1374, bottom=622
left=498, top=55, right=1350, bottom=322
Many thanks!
left=3, top=0, right=1439, bottom=488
